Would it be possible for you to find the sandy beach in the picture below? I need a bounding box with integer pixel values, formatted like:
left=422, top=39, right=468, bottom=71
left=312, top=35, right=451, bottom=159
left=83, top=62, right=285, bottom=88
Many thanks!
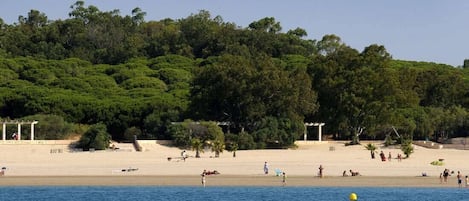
left=0, top=140, right=467, bottom=187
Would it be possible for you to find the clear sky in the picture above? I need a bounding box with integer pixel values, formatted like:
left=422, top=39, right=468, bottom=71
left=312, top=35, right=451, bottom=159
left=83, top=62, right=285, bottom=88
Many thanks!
left=1, top=0, right=468, bottom=67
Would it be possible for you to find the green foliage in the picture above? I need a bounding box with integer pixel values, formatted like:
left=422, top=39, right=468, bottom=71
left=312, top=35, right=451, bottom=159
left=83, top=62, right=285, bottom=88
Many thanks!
left=167, top=124, right=190, bottom=147
left=237, top=131, right=256, bottom=150
left=76, top=123, right=111, bottom=150
left=400, top=139, right=414, bottom=158
left=210, top=139, right=225, bottom=157
left=190, top=54, right=317, bottom=135
left=123, top=126, right=141, bottom=142
left=120, top=76, right=167, bottom=90
left=150, top=55, right=196, bottom=71
left=252, top=117, right=303, bottom=148
left=168, top=120, right=225, bottom=149
left=191, top=138, right=204, bottom=158
left=22, top=114, right=74, bottom=140
left=384, top=135, right=396, bottom=147
left=1, top=3, right=469, bottom=148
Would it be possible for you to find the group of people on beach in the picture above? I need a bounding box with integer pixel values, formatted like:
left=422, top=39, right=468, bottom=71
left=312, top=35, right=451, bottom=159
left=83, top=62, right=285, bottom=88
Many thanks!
left=440, top=169, right=469, bottom=188
left=200, top=169, right=221, bottom=187
left=379, top=151, right=402, bottom=162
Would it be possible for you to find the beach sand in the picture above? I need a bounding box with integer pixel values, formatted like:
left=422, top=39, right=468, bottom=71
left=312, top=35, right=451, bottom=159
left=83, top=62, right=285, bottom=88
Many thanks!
left=0, top=140, right=467, bottom=187
left=0, top=175, right=455, bottom=187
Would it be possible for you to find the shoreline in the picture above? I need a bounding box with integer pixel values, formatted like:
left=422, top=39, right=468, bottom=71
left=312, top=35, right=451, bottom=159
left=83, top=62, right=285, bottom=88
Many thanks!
left=0, top=175, right=460, bottom=188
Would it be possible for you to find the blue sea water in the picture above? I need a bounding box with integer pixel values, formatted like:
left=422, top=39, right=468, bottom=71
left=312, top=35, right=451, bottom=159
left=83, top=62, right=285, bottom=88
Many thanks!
left=0, top=186, right=467, bottom=201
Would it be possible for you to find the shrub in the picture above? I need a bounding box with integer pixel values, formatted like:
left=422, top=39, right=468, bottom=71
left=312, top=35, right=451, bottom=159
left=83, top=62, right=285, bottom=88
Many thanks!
left=76, top=123, right=111, bottom=150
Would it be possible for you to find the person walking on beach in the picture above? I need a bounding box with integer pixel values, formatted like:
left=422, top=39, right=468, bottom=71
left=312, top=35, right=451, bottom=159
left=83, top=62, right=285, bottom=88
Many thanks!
left=318, top=165, right=324, bottom=178
left=388, top=152, right=392, bottom=162
left=181, top=150, right=187, bottom=161
left=264, top=162, right=269, bottom=175
left=282, top=172, right=287, bottom=186
left=457, top=171, right=462, bottom=188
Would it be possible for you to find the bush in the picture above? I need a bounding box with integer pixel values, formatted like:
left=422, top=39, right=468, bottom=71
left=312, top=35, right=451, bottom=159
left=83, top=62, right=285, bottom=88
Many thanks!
left=76, top=123, right=111, bottom=151
left=123, top=126, right=142, bottom=142
left=23, top=114, right=74, bottom=140
left=168, top=124, right=190, bottom=147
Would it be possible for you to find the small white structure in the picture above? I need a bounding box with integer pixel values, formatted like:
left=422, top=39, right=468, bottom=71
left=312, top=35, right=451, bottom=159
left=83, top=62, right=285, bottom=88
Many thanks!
left=304, top=122, right=325, bottom=141
left=1, top=120, right=38, bottom=141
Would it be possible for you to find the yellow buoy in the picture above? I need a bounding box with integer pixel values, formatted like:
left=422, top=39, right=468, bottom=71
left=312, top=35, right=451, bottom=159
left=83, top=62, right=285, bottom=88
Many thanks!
left=349, top=193, right=357, bottom=201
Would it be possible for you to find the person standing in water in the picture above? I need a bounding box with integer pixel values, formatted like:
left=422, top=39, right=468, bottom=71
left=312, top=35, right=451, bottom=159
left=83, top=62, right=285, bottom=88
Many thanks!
left=201, top=170, right=206, bottom=187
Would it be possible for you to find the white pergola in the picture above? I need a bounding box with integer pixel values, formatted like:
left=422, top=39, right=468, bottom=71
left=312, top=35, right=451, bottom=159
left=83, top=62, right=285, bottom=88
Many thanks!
left=1, top=120, right=38, bottom=141
left=304, top=122, right=325, bottom=141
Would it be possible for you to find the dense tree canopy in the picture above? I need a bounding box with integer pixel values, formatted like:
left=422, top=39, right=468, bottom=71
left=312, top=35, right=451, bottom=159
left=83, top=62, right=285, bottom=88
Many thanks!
left=1, top=1, right=469, bottom=149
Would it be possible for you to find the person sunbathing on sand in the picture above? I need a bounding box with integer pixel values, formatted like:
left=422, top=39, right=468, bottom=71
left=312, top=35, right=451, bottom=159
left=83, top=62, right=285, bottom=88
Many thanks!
left=204, top=170, right=220, bottom=175
left=349, top=170, right=360, bottom=176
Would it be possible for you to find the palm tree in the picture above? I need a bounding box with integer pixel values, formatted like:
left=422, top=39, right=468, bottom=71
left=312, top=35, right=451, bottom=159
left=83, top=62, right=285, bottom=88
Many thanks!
left=211, top=139, right=225, bottom=158
left=231, top=143, right=238, bottom=158
left=191, top=138, right=204, bottom=158
left=401, top=140, right=414, bottom=158
left=364, top=143, right=377, bottom=159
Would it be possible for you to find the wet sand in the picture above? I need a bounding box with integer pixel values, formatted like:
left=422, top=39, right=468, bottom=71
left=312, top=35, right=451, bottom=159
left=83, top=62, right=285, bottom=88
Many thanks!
left=0, top=175, right=458, bottom=187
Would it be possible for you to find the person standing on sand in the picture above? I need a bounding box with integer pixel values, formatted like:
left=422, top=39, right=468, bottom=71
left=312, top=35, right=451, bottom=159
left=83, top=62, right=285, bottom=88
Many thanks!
left=379, top=151, right=386, bottom=161
left=388, top=152, right=392, bottom=161
left=457, top=171, right=462, bottom=188
left=318, top=165, right=324, bottom=178
left=181, top=150, right=187, bottom=161
left=264, top=162, right=269, bottom=175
